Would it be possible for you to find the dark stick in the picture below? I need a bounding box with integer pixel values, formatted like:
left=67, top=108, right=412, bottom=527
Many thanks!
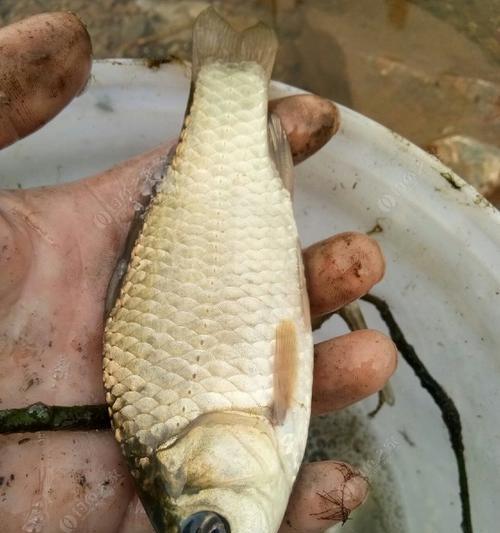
left=0, top=403, right=110, bottom=434
left=362, top=293, right=473, bottom=533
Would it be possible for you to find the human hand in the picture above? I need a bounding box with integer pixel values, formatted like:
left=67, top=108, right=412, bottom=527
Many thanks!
left=0, top=13, right=396, bottom=533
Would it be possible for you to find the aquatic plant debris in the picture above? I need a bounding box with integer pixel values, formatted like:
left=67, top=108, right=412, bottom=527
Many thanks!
left=0, top=403, right=109, bottom=434
left=440, top=171, right=464, bottom=190
left=362, top=293, right=473, bottom=533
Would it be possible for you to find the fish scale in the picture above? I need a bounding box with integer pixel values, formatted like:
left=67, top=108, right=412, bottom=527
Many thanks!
left=103, top=62, right=308, bottom=457
left=103, top=10, right=316, bottom=531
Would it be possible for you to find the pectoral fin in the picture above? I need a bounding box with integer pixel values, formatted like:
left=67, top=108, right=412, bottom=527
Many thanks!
left=273, top=320, right=298, bottom=425
left=268, top=113, right=294, bottom=196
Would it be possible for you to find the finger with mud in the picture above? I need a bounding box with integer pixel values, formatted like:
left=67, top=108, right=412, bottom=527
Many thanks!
left=303, top=232, right=385, bottom=318
left=0, top=12, right=92, bottom=149
left=269, top=94, right=340, bottom=164
left=312, top=330, right=397, bottom=414
left=279, top=461, right=368, bottom=533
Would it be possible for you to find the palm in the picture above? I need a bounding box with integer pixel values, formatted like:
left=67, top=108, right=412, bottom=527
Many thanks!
left=0, top=147, right=168, bottom=411
left=0, top=151, right=175, bottom=532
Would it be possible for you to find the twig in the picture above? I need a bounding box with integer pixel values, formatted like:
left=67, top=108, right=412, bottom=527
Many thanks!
left=311, top=311, right=334, bottom=331
left=362, top=293, right=473, bottom=533
left=338, top=301, right=368, bottom=329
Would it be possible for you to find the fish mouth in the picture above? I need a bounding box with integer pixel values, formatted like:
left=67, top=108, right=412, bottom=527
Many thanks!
left=145, top=507, right=231, bottom=533
left=134, top=469, right=231, bottom=533
left=180, top=511, right=231, bottom=533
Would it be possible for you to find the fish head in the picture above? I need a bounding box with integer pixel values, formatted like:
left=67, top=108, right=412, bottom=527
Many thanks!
left=141, top=413, right=290, bottom=533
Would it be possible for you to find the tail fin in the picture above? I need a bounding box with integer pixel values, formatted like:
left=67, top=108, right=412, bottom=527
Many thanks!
left=192, top=7, right=278, bottom=82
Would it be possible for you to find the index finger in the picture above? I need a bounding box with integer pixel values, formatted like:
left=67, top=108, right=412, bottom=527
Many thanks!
left=269, top=94, right=339, bottom=164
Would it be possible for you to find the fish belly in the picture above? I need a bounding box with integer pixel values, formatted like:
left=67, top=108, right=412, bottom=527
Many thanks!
left=103, top=62, right=312, bottom=472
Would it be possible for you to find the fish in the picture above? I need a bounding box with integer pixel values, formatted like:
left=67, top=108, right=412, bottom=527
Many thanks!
left=103, top=7, right=313, bottom=533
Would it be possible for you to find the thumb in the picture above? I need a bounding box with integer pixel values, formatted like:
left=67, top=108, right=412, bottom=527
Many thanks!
left=0, top=192, right=32, bottom=312
left=0, top=12, right=92, bottom=149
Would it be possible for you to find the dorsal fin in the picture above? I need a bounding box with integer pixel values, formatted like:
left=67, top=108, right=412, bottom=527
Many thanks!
left=192, top=7, right=278, bottom=82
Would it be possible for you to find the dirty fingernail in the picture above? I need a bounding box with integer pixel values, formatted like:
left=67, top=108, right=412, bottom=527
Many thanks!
left=304, top=232, right=385, bottom=318
left=279, top=461, right=368, bottom=533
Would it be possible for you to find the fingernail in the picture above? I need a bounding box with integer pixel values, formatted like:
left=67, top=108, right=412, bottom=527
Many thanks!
left=343, top=473, right=369, bottom=510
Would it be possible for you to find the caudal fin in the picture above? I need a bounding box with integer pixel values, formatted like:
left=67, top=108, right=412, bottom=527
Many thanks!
left=192, top=7, right=278, bottom=82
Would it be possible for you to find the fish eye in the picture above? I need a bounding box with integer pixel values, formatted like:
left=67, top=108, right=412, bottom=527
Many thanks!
left=180, top=511, right=230, bottom=533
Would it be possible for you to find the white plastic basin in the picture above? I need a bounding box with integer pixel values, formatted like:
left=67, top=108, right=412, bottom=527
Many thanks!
left=1, top=60, right=499, bottom=533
